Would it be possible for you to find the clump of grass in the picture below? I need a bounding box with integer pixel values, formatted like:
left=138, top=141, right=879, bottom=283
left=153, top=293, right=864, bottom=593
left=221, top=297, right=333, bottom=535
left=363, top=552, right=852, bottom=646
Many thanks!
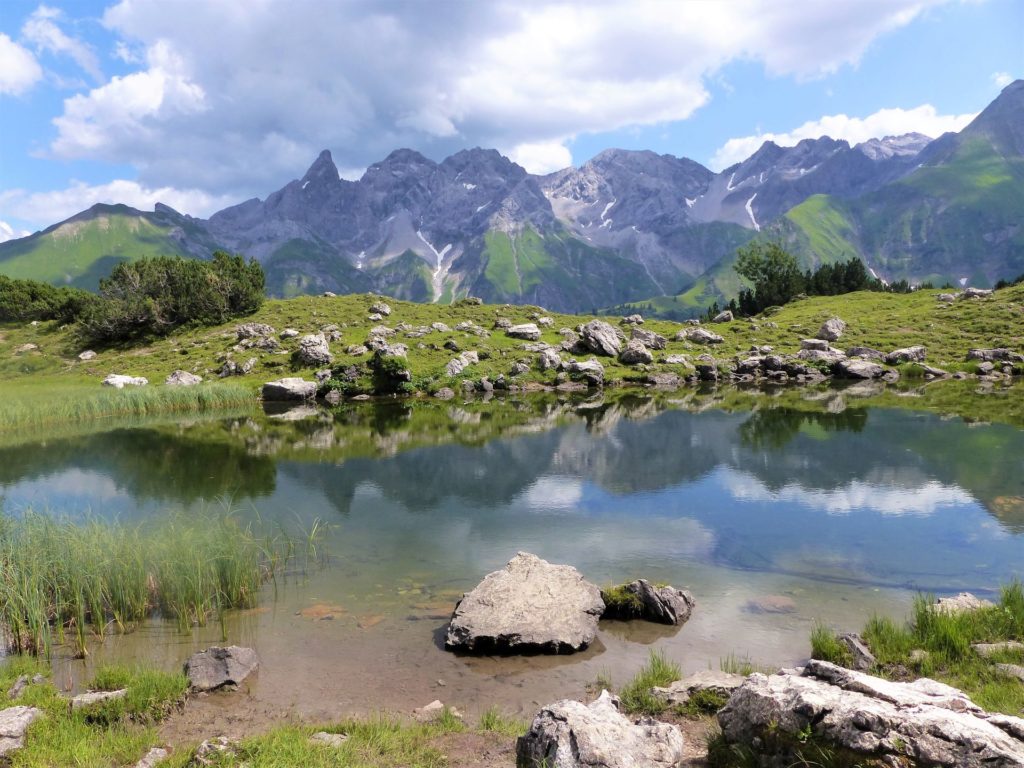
left=719, top=653, right=772, bottom=676
left=618, top=649, right=681, bottom=715
left=0, top=382, right=255, bottom=435
left=676, top=688, right=730, bottom=718
left=815, top=580, right=1024, bottom=715
left=0, top=508, right=320, bottom=658
left=477, top=706, right=527, bottom=737
left=85, top=664, right=189, bottom=725
left=810, top=623, right=853, bottom=667
left=600, top=583, right=645, bottom=619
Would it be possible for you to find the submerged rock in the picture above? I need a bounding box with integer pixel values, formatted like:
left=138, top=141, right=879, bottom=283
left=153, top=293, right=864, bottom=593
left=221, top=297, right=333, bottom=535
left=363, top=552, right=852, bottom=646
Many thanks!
left=718, top=660, right=1024, bottom=768
left=517, top=690, right=685, bottom=768
left=445, top=552, right=604, bottom=654
left=184, top=646, right=260, bottom=692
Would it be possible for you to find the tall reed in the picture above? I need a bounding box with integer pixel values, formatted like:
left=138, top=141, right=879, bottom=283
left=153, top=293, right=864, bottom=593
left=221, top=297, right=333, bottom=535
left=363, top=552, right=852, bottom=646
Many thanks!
left=0, top=508, right=317, bottom=658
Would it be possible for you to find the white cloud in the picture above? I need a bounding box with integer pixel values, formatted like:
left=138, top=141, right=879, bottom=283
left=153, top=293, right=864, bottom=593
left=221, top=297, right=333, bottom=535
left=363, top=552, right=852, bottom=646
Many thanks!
left=710, top=104, right=977, bottom=170
left=0, top=179, right=236, bottom=229
left=506, top=141, right=573, bottom=174
left=0, top=33, right=43, bottom=96
left=992, top=71, right=1014, bottom=88
left=21, top=5, right=102, bottom=82
left=723, top=470, right=974, bottom=516
left=29, top=0, right=946, bottom=196
left=0, top=221, right=32, bottom=243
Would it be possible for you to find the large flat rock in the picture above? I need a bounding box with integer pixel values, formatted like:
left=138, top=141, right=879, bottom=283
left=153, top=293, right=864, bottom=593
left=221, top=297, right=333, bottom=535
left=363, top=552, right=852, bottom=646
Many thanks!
left=718, top=659, right=1024, bottom=767
left=445, top=552, right=604, bottom=654
left=184, top=645, right=260, bottom=692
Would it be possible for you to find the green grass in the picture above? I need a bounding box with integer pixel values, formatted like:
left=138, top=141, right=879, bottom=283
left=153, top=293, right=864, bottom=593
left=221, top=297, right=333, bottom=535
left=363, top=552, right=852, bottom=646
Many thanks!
left=160, top=715, right=467, bottom=768
left=676, top=688, right=730, bottom=718
left=618, top=649, right=681, bottom=715
left=476, top=706, right=527, bottom=737
left=599, top=583, right=645, bottom=618
left=0, top=660, right=186, bottom=768
left=818, top=581, right=1024, bottom=714
left=810, top=623, right=854, bottom=667
left=0, top=508, right=314, bottom=658
left=784, top=195, right=861, bottom=265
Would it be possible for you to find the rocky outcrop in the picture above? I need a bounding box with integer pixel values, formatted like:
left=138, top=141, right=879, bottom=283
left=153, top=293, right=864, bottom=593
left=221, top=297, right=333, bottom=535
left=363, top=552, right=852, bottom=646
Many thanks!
left=445, top=552, right=604, bottom=654
left=517, top=690, right=685, bottom=768
left=718, top=660, right=1024, bottom=768
left=816, top=317, right=846, bottom=341
left=579, top=320, right=625, bottom=356
left=262, top=378, right=317, bottom=401
left=184, top=646, right=260, bottom=692
left=967, top=348, right=1024, bottom=363
left=620, top=314, right=644, bottom=325
left=295, top=333, right=332, bottom=366
left=445, top=350, right=479, bottom=377
left=369, top=301, right=392, bottom=316
left=538, top=348, right=563, bottom=371
left=961, top=287, right=993, bottom=299
left=838, top=632, right=877, bottom=671
left=236, top=322, right=276, bottom=340
left=600, top=579, right=695, bottom=625
left=102, top=374, right=148, bottom=389
left=165, top=370, right=203, bottom=386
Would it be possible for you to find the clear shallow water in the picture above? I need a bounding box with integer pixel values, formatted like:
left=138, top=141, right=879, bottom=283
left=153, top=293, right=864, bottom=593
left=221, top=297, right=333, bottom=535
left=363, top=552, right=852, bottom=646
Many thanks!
left=2, top=389, right=1023, bottom=720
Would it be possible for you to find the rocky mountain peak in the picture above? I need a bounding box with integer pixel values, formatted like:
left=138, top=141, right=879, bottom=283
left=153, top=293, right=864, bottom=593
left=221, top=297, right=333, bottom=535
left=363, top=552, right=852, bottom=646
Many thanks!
left=960, top=79, right=1024, bottom=156
left=301, top=149, right=340, bottom=184
left=856, top=133, right=931, bottom=161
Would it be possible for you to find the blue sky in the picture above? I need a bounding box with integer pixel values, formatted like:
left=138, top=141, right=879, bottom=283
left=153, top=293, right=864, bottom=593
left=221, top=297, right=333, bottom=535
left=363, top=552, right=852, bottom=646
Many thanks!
left=0, top=0, right=1020, bottom=238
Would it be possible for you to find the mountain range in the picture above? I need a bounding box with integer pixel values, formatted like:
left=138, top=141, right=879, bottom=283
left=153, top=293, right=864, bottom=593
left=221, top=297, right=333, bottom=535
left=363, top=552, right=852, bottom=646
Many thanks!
left=2, top=80, right=1021, bottom=315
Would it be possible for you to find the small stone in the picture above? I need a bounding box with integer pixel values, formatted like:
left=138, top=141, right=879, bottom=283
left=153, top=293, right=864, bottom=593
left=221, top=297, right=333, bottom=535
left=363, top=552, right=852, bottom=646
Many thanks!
left=973, top=641, right=1024, bottom=658
left=133, top=747, right=168, bottom=768
left=71, top=689, right=127, bottom=710
left=816, top=317, right=846, bottom=342
left=102, top=374, right=148, bottom=389
left=78, top=350, right=97, bottom=361
left=309, top=732, right=349, bottom=748
left=506, top=323, right=542, bottom=341
left=934, top=592, right=994, bottom=614
left=280, top=328, right=299, bottom=339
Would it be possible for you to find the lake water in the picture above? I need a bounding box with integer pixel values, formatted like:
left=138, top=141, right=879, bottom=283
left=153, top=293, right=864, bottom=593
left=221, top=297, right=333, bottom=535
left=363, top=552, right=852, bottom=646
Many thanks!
left=2, top=386, right=1023, bottom=722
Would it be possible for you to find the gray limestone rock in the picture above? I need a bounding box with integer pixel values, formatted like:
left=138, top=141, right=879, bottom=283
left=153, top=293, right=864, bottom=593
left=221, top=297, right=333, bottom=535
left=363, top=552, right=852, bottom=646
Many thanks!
left=717, top=660, right=1024, bottom=768
left=184, top=645, right=260, bottom=692
left=816, top=317, right=846, bottom=341
left=445, top=552, right=604, bottom=654
left=0, top=707, right=42, bottom=757
left=678, top=327, right=723, bottom=345
left=516, top=690, right=685, bottom=768
left=651, top=669, right=745, bottom=707
left=165, top=370, right=203, bottom=386
left=600, top=579, right=694, bottom=625
left=630, top=327, right=667, bottom=350
left=566, top=358, right=605, bottom=387
left=885, top=345, right=927, bottom=365
left=712, top=310, right=734, bottom=323
left=102, top=374, right=148, bottom=389
left=295, top=333, right=332, bottom=366
left=618, top=339, right=653, bottom=365
left=506, top=323, right=541, bottom=341
left=261, top=378, right=316, bottom=401
left=580, top=320, right=625, bottom=356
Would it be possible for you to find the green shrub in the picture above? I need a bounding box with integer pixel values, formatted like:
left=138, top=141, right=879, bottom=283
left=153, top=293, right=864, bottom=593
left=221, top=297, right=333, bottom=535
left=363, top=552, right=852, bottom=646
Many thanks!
left=0, top=275, right=97, bottom=323
left=78, top=251, right=264, bottom=343
left=619, top=649, right=681, bottom=715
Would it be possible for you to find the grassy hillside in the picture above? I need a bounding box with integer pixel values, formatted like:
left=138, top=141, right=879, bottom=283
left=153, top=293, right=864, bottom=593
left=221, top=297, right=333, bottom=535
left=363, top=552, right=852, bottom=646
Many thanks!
left=1, top=283, right=1021, bottom=408
left=0, top=204, right=219, bottom=290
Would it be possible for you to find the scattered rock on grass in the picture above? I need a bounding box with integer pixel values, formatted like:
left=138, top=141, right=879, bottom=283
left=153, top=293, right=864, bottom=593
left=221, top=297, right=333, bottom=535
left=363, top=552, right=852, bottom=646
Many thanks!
left=71, top=689, right=127, bottom=710
left=816, top=317, right=846, bottom=341
left=184, top=646, right=260, bottom=692
left=973, top=641, right=1024, bottom=657
left=617, top=339, right=653, bottom=365
left=236, top=323, right=276, bottom=340
left=934, top=592, right=994, bottom=614
left=506, top=323, right=541, bottom=341
left=102, top=374, right=148, bottom=389
left=165, top=370, right=202, bottom=386
left=580, top=320, right=625, bottom=356
left=885, top=345, right=927, bottom=364
left=78, top=350, right=97, bottom=361
left=0, top=706, right=42, bottom=756
left=309, top=732, right=349, bottom=748
left=651, top=669, right=745, bottom=707
left=133, top=747, right=168, bottom=768
left=517, top=690, right=685, bottom=768
left=712, top=310, right=733, bottom=323
left=295, top=333, right=332, bottom=366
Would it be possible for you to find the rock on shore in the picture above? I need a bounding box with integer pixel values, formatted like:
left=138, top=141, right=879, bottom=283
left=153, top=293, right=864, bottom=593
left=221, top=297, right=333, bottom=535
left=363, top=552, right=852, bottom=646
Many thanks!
left=445, top=552, right=604, bottom=654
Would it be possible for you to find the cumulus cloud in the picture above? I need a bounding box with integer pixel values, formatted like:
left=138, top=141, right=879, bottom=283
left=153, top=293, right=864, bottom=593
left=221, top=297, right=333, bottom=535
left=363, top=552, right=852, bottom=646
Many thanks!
left=0, top=180, right=236, bottom=230
left=992, top=71, right=1014, bottom=88
left=0, top=33, right=43, bottom=96
left=30, top=0, right=947, bottom=197
left=506, top=141, right=574, bottom=174
left=0, top=221, right=32, bottom=243
left=22, top=5, right=103, bottom=82
left=710, top=104, right=977, bottom=170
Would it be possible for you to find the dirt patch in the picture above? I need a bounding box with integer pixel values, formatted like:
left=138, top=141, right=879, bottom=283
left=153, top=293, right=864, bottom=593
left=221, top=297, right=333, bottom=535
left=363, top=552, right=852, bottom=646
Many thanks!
left=433, top=731, right=516, bottom=768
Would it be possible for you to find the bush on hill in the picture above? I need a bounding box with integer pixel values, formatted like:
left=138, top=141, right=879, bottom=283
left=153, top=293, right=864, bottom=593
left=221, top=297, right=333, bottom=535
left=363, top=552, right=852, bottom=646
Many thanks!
left=78, top=251, right=264, bottom=343
left=0, top=276, right=97, bottom=323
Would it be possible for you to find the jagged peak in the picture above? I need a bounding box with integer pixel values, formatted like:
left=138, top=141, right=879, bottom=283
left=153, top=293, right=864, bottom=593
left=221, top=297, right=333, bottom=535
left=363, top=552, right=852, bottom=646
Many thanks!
left=301, top=149, right=340, bottom=183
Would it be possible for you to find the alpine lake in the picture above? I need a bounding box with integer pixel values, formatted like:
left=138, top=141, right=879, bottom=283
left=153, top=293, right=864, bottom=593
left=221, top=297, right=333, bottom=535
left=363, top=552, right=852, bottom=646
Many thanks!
left=2, top=378, right=1023, bottom=726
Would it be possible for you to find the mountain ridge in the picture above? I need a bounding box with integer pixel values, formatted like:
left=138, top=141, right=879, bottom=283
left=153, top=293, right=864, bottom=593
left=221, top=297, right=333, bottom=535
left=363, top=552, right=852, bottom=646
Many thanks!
left=2, top=80, right=1021, bottom=314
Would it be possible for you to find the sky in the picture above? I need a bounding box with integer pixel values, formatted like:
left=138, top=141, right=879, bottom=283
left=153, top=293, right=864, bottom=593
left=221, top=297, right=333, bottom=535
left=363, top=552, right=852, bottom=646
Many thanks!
left=0, top=0, right=1020, bottom=239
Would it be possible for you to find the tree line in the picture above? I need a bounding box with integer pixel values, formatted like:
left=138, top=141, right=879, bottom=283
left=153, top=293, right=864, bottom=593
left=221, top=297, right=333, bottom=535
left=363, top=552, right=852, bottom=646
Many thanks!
left=0, top=252, right=264, bottom=343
